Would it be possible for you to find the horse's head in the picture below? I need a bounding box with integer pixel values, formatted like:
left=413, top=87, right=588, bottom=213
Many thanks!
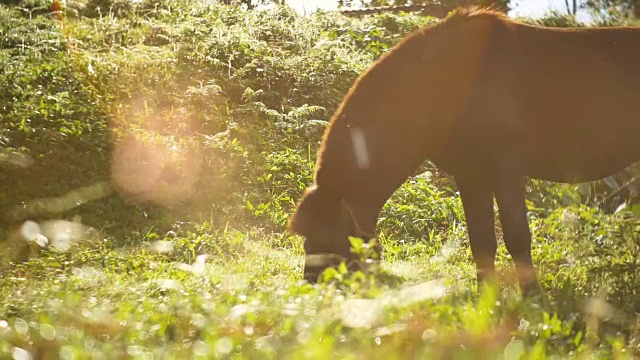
left=288, top=184, right=358, bottom=281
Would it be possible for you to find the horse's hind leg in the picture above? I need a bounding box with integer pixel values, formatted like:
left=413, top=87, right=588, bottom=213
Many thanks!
left=493, top=158, right=541, bottom=296
left=455, top=173, right=498, bottom=290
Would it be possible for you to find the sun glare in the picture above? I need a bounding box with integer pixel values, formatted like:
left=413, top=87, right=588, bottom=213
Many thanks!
left=110, top=103, right=206, bottom=207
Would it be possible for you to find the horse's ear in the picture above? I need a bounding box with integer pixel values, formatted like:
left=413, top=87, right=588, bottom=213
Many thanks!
left=288, top=185, right=341, bottom=236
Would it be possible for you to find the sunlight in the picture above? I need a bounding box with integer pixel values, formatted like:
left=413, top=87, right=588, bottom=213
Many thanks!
left=72, top=266, right=107, bottom=285
left=390, top=279, right=447, bottom=306
left=110, top=103, right=206, bottom=207
left=341, top=299, right=382, bottom=328
left=176, top=254, right=209, bottom=274
left=350, top=127, right=371, bottom=169
left=19, top=219, right=98, bottom=252
left=430, top=235, right=461, bottom=265
left=146, top=240, right=174, bottom=254
left=341, top=279, right=447, bottom=329
left=11, top=347, right=32, bottom=360
left=19, top=220, right=48, bottom=248
left=9, top=182, right=112, bottom=221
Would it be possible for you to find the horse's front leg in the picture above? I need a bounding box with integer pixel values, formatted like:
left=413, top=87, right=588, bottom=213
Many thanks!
left=455, top=174, right=498, bottom=290
left=493, top=159, right=542, bottom=297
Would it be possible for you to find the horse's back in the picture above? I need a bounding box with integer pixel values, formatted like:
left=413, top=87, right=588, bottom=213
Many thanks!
left=509, top=24, right=640, bottom=182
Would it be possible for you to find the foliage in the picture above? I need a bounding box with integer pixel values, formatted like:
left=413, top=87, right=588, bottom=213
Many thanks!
left=586, top=0, right=640, bottom=18
left=350, top=0, right=511, bottom=13
left=523, top=9, right=587, bottom=27
left=0, top=0, right=639, bottom=358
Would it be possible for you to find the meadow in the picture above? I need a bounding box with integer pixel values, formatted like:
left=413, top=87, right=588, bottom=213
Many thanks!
left=0, top=1, right=639, bottom=358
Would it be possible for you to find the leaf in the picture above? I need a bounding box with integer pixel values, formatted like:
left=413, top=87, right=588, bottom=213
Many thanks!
left=348, top=236, right=364, bottom=254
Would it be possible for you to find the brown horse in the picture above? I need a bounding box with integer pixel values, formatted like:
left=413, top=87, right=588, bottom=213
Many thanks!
left=289, top=8, right=640, bottom=294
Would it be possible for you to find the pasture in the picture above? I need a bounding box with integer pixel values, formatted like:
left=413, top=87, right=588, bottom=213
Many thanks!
left=0, top=1, right=639, bottom=358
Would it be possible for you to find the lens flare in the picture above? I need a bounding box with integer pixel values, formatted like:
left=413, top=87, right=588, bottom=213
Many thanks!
left=110, top=106, right=205, bottom=207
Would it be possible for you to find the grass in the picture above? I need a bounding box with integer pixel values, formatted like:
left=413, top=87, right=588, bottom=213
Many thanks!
left=1, top=0, right=639, bottom=358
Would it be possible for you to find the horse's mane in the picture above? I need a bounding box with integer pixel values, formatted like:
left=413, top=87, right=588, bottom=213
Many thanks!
left=444, top=6, right=510, bottom=25
left=395, top=6, right=511, bottom=41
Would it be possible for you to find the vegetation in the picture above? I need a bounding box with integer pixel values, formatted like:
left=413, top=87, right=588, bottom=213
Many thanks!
left=342, top=0, right=640, bottom=20
left=0, top=0, right=639, bottom=358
